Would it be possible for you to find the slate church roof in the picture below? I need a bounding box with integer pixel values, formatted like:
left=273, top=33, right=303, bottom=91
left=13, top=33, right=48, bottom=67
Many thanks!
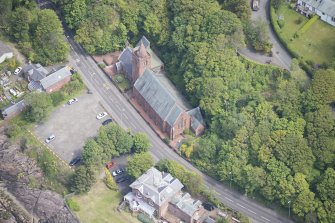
left=134, top=69, right=183, bottom=126
left=187, top=107, right=205, bottom=131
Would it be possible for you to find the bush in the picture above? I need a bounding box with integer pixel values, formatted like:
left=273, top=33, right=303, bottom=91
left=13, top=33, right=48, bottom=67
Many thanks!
left=137, top=213, right=153, bottom=223
left=50, top=91, right=66, bottom=106
left=277, top=19, right=285, bottom=28
left=104, top=168, right=118, bottom=191
left=98, top=63, right=106, bottom=68
left=296, top=15, right=319, bottom=35
left=66, top=198, right=80, bottom=212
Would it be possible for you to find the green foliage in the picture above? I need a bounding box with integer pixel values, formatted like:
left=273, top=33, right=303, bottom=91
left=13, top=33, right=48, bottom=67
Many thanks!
left=5, top=4, right=69, bottom=65
left=156, top=159, right=204, bottom=195
left=82, top=139, right=105, bottom=167
left=245, top=19, right=273, bottom=53
left=24, top=92, right=53, bottom=122
left=296, top=15, right=319, bottom=36
left=71, top=165, right=97, bottom=194
left=104, top=168, right=118, bottom=191
left=38, top=149, right=59, bottom=178
left=66, top=198, right=81, bottom=212
left=222, top=0, right=251, bottom=22
left=133, top=132, right=151, bottom=153
left=63, top=0, right=87, bottom=30
left=127, top=152, right=154, bottom=179
left=137, top=212, right=154, bottom=223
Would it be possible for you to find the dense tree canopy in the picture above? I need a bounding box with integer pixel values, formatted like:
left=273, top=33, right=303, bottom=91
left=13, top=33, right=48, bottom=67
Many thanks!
left=1, top=1, right=69, bottom=65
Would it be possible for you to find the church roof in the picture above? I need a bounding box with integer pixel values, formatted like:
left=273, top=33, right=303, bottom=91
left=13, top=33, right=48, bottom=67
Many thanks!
left=118, top=47, right=133, bottom=78
left=187, top=107, right=205, bottom=131
left=134, top=69, right=183, bottom=126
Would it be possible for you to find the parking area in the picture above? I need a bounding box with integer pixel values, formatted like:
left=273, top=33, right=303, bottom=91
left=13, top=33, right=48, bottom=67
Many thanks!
left=35, top=92, right=111, bottom=163
left=108, top=155, right=131, bottom=195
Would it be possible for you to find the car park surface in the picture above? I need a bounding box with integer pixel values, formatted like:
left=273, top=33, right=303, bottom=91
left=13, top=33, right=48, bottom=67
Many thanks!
left=35, top=93, right=108, bottom=162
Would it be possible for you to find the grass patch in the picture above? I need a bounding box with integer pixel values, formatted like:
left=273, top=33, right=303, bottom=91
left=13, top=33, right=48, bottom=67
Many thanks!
left=112, top=74, right=131, bottom=92
left=276, top=5, right=335, bottom=64
left=72, top=180, right=140, bottom=223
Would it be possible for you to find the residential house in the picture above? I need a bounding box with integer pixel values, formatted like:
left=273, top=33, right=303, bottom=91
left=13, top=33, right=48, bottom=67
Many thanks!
left=124, top=167, right=205, bottom=223
left=0, top=41, right=13, bottom=64
left=40, top=66, right=72, bottom=93
left=116, top=36, right=205, bottom=140
left=23, top=64, right=73, bottom=93
left=1, top=100, right=26, bottom=120
left=296, top=0, right=335, bottom=26
left=22, top=63, right=48, bottom=91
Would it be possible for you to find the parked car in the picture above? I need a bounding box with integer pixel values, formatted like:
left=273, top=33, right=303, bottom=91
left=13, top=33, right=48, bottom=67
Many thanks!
left=203, top=202, right=215, bottom=211
left=96, top=112, right=107, bottom=120
left=67, top=98, right=78, bottom=105
left=102, top=118, right=113, bottom=126
left=14, top=67, right=22, bottom=75
left=112, top=168, right=125, bottom=177
left=69, top=157, right=82, bottom=166
left=116, top=176, right=130, bottom=183
left=45, top=134, right=55, bottom=143
left=252, top=0, right=260, bottom=11
left=106, top=161, right=114, bottom=169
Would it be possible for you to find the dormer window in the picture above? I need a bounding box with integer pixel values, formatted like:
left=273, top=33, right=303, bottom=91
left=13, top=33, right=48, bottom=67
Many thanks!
left=136, top=191, right=142, bottom=198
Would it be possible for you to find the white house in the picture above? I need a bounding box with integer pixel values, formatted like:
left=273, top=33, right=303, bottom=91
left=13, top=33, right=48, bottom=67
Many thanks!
left=0, top=41, right=13, bottom=64
left=296, top=0, right=335, bottom=26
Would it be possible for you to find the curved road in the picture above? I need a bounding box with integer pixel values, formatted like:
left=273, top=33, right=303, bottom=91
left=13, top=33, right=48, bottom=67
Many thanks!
left=239, top=0, right=292, bottom=69
left=63, top=30, right=293, bottom=223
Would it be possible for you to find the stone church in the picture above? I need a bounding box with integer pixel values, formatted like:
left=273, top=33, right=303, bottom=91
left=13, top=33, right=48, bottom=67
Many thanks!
left=116, top=36, right=204, bottom=140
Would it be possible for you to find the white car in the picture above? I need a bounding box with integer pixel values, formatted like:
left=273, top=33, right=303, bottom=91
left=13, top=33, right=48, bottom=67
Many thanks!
left=112, top=168, right=124, bottom=177
left=96, top=112, right=107, bottom=120
left=45, top=134, right=55, bottom=144
left=14, top=67, right=22, bottom=75
left=67, top=98, right=78, bottom=105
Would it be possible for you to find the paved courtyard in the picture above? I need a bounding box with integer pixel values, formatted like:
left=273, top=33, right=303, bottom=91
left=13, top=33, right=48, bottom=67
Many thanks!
left=35, top=92, right=110, bottom=163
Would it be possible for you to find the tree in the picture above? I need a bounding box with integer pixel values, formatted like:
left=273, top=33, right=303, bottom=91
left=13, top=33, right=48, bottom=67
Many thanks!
left=133, top=132, right=151, bottom=153
left=104, top=168, right=118, bottom=191
left=223, top=0, right=251, bottom=22
left=63, top=0, right=87, bottom=29
left=32, top=9, right=69, bottom=64
left=71, top=165, right=96, bottom=194
left=24, top=92, right=53, bottom=122
left=245, top=19, right=273, bottom=53
left=317, top=168, right=335, bottom=202
left=82, top=139, right=104, bottom=167
left=127, top=152, right=154, bottom=179
left=309, top=69, right=335, bottom=107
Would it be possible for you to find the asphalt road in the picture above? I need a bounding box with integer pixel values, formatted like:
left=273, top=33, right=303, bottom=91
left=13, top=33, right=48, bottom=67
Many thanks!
left=58, top=19, right=293, bottom=223
left=239, top=0, right=292, bottom=69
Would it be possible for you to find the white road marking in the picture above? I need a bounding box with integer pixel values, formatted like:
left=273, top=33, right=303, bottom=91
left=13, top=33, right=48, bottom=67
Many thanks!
left=225, top=197, right=233, bottom=202
left=261, top=216, right=270, bottom=222
left=237, top=203, right=247, bottom=209
left=247, top=209, right=256, bottom=214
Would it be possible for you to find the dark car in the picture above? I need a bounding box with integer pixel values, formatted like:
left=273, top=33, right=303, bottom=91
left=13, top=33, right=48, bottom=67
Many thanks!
left=69, top=157, right=82, bottom=166
left=102, top=118, right=113, bottom=126
left=116, top=176, right=130, bottom=183
left=203, top=202, right=215, bottom=211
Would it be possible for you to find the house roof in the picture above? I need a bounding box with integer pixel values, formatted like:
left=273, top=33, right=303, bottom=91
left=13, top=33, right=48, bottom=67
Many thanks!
left=187, top=107, right=205, bottom=131
left=134, top=69, right=183, bottom=126
left=301, top=0, right=335, bottom=17
left=2, top=100, right=26, bottom=117
left=0, top=41, right=12, bottom=55
left=170, top=192, right=202, bottom=217
left=23, top=63, right=48, bottom=82
left=40, top=66, right=72, bottom=90
left=130, top=167, right=184, bottom=206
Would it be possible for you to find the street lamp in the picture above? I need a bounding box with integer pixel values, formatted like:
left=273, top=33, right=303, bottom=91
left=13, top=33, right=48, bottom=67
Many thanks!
left=228, top=172, right=232, bottom=189
left=288, top=200, right=291, bottom=217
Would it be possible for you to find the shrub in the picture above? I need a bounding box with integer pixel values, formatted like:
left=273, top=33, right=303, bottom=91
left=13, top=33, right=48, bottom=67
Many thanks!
left=137, top=213, right=153, bottom=223
left=98, top=62, right=106, bottom=68
left=66, top=198, right=80, bottom=212
left=277, top=19, right=285, bottom=28
left=297, top=15, right=319, bottom=35
left=50, top=91, right=66, bottom=106
left=104, top=168, right=118, bottom=191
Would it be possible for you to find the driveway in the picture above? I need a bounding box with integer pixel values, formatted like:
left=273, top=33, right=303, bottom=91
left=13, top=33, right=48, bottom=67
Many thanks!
left=239, top=0, right=292, bottom=69
left=35, top=92, right=111, bottom=163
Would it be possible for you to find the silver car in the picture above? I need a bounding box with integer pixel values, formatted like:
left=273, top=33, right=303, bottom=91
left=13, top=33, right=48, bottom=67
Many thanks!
left=45, top=134, right=55, bottom=143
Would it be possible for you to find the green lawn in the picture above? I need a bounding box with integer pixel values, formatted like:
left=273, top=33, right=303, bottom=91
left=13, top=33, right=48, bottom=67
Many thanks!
left=72, top=181, right=140, bottom=223
left=277, top=5, right=335, bottom=64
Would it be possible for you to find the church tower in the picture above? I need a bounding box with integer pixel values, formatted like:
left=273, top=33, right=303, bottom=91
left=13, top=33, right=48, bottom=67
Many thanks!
left=131, top=41, right=151, bottom=84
